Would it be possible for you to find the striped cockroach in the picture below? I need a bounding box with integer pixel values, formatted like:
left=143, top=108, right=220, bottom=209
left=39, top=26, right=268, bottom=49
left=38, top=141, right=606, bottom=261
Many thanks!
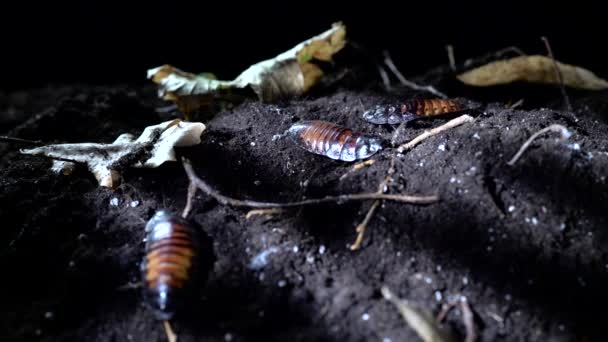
left=287, top=120, right=382, bottom=161
left=142, top=210, right=201, bottom=321
left=362, top=99, right=467, bottom=125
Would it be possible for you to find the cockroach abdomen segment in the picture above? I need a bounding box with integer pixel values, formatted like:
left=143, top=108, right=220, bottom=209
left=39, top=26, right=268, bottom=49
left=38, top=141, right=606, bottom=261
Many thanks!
left=287, top=120, right=382, bottom=161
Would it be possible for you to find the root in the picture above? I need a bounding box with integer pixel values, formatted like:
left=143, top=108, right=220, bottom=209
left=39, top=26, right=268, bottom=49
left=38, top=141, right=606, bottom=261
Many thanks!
left=163, top=320, right=177, bottom=342
left=383, top=51, right=448, bottom=99
left=506, top=124, right=571, bottom=166
left=396, top=115, right=475, bottom=153
left=245, top=208, right=285, bottom=219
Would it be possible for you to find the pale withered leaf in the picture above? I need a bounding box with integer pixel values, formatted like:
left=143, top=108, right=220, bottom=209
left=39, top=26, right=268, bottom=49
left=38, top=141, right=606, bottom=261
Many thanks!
left=21, top=120, right=205, bottom=188
left=457, top=55, right=608, bottom=90
left=148, top=22, right=346, bottom=110
left=381, top=286, right=455, bottom=342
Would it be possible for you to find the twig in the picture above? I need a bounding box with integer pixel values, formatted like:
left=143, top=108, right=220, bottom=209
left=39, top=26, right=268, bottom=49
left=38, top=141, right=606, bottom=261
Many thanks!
left=182, top=181, right=198, bottom=218
left=377, top=64, right=392, bottom=91
left=436, top=302, right=457, bottom=323
left=163, top=320, right=177, bottom=342
left=0, top=136, right=43, bottom=145
left=350, top=157, right=396, bottom=250
left=509, top=99, right=524, bottom=109
left=460, top=298, right=477, bottom=342
left=383, top=51, right=448, bottom=99
left=446, top=45, right=456, bottom=72
left=339, top=159, right=376, bottom=181
left=506, top=124, right=571, bottom=165
left=397, top=115, right=475, bottom=153
left=183, top=158, right=438, bottom=208
left=541, top=37, right=573, bottom=115
left=494, top=46, right=527, bottom=57
left=245, top=208, right=285, bottom=219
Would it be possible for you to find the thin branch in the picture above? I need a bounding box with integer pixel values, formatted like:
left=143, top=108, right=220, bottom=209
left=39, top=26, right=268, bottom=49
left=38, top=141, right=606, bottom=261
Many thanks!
left=0, top=136, right=43, bottom=145
left=446, top=45, right=456, bottom=72
left=509, top=99, right=524, bottom=109
left=396, top=115, right=475, bottom=153
left=383, top=51, right=448, bottom=99
left=541, top=37, right=573, bottom=114
left=183, top=158, right=438, bottom=209
left=377, top=64, right=392, bottom=91
left=460, top=298, right=478, bottom=342
left=507, top=124, right=570, bottom=166
left=339, top=159, right=376, bottom=181
left=182, top=181, right=198, bottom=218
left=245, top=208, right=285, bottom=219
left=163, top=320, right=177, bottom=342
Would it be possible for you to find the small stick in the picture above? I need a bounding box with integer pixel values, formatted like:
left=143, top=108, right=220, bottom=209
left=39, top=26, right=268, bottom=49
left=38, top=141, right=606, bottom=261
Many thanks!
left=446, top=45, right=456, bottom=72
left=163, top=320, right=177, bottom=342
left=350, top=158, right=395, bottom=250
left=0, top=136, right=43, bottom=145
left=383, top=51, right=448, bottom=99
left=436, top=302, right=457, bottom=323
left=245, top=208, right=285, bottom=219
left=541, top=36, right=572, bottom=114
left=460, top=298, right=477, bottom=342
left=377, top=64, right=392, bottom=91
left=181, top=181, right=198, bottom=218
left=339, top=159, right=376, bottom=181
left=397, top=115, right=475, bottom=153
left=183, top=158, right=438, bottom=209
left=506, top=124, right=571, bottom=166
left=509, top=99, right=524, bottom=109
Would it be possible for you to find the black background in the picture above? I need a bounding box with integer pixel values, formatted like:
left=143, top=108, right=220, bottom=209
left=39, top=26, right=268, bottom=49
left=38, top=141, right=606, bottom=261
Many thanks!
left=3, top=1, right=606, bottom=89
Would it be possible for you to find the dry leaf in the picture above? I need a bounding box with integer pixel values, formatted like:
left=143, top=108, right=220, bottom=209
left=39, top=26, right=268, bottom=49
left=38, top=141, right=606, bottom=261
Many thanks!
left=381, top=286, right=454, bottom=342
left=457, top=55, right=608, bottom=90
left=148, top=22, right=346, bottom=111
left=21, top=120, right=205, bottom=188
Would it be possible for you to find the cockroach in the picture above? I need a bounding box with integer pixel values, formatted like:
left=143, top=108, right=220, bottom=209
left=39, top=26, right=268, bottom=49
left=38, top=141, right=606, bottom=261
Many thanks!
left=287, top=120, right=382, bottom=161
left=362, top=99, right=466, bottom=125
left=142, top=210, right=201, bottom=321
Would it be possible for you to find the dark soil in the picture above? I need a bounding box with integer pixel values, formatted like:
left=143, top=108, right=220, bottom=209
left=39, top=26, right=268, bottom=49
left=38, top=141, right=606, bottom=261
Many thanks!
left=2, top=57, right=608, bottom=341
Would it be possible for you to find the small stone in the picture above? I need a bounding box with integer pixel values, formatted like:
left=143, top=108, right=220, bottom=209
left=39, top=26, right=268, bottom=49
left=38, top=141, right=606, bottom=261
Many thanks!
left=44, top=311, right=54, bottom=319
left=438, top=144, right=446, bottom=151
left=129, top=200, right=140, bottom=208
left=319, top=245, right=326, bottom=255
left=278, top=280, right=287, bottom=288
left=110, top=197, right=119, bottom=206
left=224, top=333, right=233, bottom=341
left=361, top=313, right=370, bottom=321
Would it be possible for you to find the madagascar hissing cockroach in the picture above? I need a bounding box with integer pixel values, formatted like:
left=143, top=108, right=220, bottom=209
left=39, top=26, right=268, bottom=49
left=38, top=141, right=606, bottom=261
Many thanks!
left=287, top=120, right=382, bottom=161
left=362, top=99, right=466, bottom=125
left=142, top=210, right=201, bottom=321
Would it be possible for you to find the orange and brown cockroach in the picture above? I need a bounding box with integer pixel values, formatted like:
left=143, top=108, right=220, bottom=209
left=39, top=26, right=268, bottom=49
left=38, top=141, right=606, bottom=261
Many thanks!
left=142, top=210, right=201, bottom=321
left=287, top=120, right=383, bottom=161
left=362, top=99, right=467, bottom=125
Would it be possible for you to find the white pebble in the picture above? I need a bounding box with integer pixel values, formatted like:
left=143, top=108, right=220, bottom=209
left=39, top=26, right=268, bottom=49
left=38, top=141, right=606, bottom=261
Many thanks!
left=306, top=254, right=315, bottom=264
left=472, top=133, right=481, bottom=140
left=129, top=200, right=140, bottom=208
left=424, top=277, right=433, bottom=284
left=224, top=333, right=233, bottom=341
left=319, top=245, right=326, bottom=255
left=436, top=265, right=442, bottom=272
left=558, top=324, right=565, bottom=331
left=277, top=280, right=287, bottom=288
left=44, top=312, right=54, bottom=319
left=383, top=338, right=393, bottom=342
left=254, top=180, right=261, bottom=186
left=449, top=176, right=457, bottom=183
left=505, top=294, right=512, bottom=301
left=531, top=217, right=538, bottom=225
left=250, top=142, right=256, bottom=146
left=462, top=277, right=469, bottom=285
left=361, top=313, right=370, bottom=321
left=434, top=291, right=443, bottom=302
left=271, top=134, right=282, bottom=141
left=438, top=144, right=446, bottom=151
left=487, top=246, right=493, bottom=252
left=567, top=143, right=580, bottom=151
left=293, top=245, right=299, bottom=253
left=110, top=197, right=119, bottom=206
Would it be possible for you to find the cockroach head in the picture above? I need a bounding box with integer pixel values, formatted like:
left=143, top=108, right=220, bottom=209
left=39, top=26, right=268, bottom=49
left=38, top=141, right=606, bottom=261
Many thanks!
left=145, top=209, right=173, bottom=232
left=362, top=105, right=401, bottom=125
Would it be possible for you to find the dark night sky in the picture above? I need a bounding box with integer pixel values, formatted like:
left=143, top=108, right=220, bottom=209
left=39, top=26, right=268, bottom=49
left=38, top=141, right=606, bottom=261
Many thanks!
left=2, top=1, right=606, bottom=89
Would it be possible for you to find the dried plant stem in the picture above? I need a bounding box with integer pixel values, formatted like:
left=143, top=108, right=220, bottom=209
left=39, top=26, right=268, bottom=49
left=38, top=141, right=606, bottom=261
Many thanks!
left=460, top=299, right=478, bottom=342
left=0, top=136, right=43, bottom=145
left=507, top=124, right=570, bottom=166
left=245, top=208, right=285, bottom=219
left=397, top=115, right=475, bottom=153
left=183, top=158, right=438, bottom=209
left=383, top=51, right=448, bottom=99
left=339, top=159, right=376, bottom=181
left=541, top=36, right=573, bottom=114
left=181, top=181, right=198, bottom=218
left=377, top=64, right=392, bottom=91
left=163, top=320, right=177, bottom=342
left=446, top=45, right=456, bottom=71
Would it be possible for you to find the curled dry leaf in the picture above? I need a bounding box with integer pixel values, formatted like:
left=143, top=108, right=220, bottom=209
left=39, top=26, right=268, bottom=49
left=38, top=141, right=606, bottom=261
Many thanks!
left=21, top=120, right=205, bottom=188
left=381, top=286, right=454, bottom=342
left=148, top=22, right=346, bottom=111
left=457, top=55, right=608, bottom=90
